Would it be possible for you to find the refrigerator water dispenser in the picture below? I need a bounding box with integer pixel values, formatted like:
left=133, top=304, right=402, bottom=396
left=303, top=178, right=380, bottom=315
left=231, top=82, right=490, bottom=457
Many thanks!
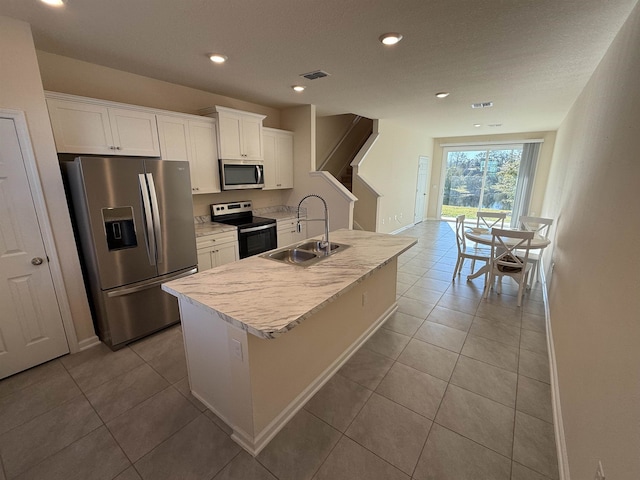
left=102, top=207, right=137, bottom=251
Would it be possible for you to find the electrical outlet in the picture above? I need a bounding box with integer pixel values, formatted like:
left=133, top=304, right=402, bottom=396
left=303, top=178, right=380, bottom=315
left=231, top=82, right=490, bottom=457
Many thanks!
left=595, top=460, right=605, bottom=480
left=381, top=218, right=385, bottom=225
left=231, top=338, right=243, bottom=361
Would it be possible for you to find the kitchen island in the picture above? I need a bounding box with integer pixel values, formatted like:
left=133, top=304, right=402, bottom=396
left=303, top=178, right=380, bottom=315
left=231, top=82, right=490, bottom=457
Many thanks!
left=162, top=229, right=416, bottom=455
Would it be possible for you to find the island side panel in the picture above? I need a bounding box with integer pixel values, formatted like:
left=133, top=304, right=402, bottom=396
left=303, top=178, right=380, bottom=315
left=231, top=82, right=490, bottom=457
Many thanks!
left=247, top=259, right=397, bottom=438
left=178, top=299, right=255, bottom=438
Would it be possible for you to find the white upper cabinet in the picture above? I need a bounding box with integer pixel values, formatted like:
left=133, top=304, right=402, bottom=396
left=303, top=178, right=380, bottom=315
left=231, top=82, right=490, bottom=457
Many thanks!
left=46, top=96, right=160, bottom=156
left=202, top=106, right=266, bottom=161
left=157, top=115, right=191, bottom=161
left=263, top=128, right=294, bottom=190
left=157, top=115, right=221, bottom=194
left=189, top=120, right=220, bottom=194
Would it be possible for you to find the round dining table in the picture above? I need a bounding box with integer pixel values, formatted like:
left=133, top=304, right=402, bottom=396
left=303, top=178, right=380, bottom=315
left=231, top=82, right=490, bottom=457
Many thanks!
left=464, top=227, right=551, bottom=280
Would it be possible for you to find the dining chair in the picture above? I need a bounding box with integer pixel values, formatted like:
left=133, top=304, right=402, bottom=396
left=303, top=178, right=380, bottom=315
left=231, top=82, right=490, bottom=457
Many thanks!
left=476, top=211, right=506, bottom=230
left=518, top=215, right=554, bottom=287
left=453, top=215, right=491, bottom=282
left=483, top=228, right=534, bottom=307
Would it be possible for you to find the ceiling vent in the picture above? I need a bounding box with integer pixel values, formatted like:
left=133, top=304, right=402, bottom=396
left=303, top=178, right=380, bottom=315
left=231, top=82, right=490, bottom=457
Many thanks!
left=471, top=102, right=493, bottom=109
left=300, top=70, right=331, bottom=80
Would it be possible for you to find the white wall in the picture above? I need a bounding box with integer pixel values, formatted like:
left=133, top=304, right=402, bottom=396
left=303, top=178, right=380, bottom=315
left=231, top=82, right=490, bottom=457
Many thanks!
left=282, top=106, right=354, bottom=236
left=316, top=114, right=356, bottom=165
left=0, top=17, right=95, bottom=344
left=358, top=119, right=434, bottom=233
left=36, top=51, right=281, bottom=128
left=541, top=3, right=640, bottom=478
left=428, top=131, right=556, bottom=219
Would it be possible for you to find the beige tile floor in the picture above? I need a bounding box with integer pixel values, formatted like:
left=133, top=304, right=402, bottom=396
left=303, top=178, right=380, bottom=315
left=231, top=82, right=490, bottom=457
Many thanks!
left=0, top=220, right=559, bottom=480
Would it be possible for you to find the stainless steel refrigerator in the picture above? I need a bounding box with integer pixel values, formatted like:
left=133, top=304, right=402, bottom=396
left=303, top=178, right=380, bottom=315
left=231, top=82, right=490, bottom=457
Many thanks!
left=63, top=156, right=197, bottom=349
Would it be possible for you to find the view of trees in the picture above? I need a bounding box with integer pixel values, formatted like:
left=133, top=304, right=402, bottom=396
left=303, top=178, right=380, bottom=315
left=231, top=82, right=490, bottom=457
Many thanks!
left=442, top=148, right=522, bottom=214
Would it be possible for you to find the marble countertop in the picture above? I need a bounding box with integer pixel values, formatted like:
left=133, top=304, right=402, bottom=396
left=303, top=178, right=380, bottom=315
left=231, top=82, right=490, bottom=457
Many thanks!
left=255, top=205, right=305, bottom=222
left=162, top=229, right=416, bottom=339
left=261, top=211, right=299, bottom=221
left=194, top=222, right=237, bottom=237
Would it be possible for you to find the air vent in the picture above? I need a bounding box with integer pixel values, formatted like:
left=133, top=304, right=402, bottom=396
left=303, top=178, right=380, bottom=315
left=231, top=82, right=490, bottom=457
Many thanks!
left=487, top=123, right=503, bottom=127
left=471, top=102, right=493, bottom=109
left=300, top=70, right=331, bottom=80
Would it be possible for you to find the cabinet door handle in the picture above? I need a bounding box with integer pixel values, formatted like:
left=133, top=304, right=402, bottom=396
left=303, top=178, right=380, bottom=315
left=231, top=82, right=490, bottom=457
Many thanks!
left=116, top=146, right=122, bottom=150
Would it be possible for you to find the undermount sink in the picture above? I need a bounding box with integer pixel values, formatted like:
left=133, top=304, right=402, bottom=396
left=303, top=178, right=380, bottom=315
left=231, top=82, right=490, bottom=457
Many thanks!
left=266, top=248, right=317, bottom=264
left=261, top=241, right=350, bottom=267
left=295, top=241, right=344, bottom=254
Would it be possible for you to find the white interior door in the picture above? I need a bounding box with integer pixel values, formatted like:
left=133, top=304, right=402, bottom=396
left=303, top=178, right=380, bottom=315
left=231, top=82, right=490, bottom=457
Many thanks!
left=414, top=156, right=431, bottom=224
left=0, top=116, right=69, bottom=379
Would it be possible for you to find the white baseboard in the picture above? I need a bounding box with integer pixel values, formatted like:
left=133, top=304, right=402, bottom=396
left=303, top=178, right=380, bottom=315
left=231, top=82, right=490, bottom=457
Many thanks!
left=219, top=303, right=398, bottom=457
left=77, top=335, right=101, bottom=351
left=390, top=223, right=416, bottom=234
left=540, top=262, right=570, bottom=480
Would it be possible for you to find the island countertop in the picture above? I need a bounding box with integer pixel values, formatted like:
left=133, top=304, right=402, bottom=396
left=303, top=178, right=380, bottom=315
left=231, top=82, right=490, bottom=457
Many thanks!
left=162, top=229, right=416, bottom=339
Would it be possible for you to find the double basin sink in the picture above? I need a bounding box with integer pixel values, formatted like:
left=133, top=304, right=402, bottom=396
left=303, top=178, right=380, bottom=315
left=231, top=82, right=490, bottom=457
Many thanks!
left=261, top=240, right=350, bottom=267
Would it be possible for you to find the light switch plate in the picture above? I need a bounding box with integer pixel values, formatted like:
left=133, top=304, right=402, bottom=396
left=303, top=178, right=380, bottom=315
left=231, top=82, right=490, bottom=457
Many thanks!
left=231, top=338, right=243, bottom=361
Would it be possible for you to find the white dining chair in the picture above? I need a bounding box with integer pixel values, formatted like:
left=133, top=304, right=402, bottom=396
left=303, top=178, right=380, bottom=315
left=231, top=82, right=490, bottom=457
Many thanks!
left=518, top=215, right=554, bottom=286
left=476, top=211, right=506, bottom=230
left=453, top=215, right=491, bottom=282
left=483, top=228, right=534, bottom=307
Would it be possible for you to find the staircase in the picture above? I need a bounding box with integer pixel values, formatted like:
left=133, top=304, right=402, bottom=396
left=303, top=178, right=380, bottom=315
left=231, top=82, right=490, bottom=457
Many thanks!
left=340, top=166, right=353, bottom=191
left=318, top=115, right=373, bottom=192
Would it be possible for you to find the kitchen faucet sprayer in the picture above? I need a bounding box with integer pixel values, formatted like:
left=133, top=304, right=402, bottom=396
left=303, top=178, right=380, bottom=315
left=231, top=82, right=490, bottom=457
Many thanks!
left=297, top=194, right=330, bottom=255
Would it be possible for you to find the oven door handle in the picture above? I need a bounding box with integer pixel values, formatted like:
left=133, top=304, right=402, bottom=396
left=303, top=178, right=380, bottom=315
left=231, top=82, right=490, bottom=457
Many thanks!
left=239, top=224, right=275, bottom=234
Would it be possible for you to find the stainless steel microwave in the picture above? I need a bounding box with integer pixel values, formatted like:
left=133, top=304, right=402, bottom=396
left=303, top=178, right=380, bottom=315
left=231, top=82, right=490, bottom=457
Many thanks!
left=219, top=159, right=264, bottom=190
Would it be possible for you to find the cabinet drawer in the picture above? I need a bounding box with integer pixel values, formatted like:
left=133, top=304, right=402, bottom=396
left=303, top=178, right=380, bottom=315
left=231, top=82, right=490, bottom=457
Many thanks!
left=276, top=218, right=297, bottom=228
left=196, top=231, right=237, bottom=249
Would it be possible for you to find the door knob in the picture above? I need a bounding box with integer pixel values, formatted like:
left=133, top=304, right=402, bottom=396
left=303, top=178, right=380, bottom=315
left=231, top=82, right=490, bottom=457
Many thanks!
left=31, top=257, right=44, bottom=265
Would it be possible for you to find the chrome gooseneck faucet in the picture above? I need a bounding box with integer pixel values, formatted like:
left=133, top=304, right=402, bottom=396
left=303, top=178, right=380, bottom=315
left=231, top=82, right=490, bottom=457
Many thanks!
left=297, top=194, right=330, bottom=254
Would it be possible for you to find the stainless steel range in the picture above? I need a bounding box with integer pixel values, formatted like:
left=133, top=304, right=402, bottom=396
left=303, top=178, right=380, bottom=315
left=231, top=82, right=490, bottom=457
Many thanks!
left=211, top=201, right=277, bottom=258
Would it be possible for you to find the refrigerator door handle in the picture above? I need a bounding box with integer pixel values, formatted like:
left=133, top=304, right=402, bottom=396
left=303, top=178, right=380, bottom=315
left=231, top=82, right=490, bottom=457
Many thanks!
left=138, top=174, right=156, bottom=265
left=146, top=173, right=164, bottom=264
left=106, top=267, right=198, bottom=297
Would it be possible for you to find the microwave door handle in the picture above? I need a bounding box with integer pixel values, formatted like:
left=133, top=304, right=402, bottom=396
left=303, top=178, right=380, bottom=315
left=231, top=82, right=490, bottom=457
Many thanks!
left=146, top=173, right=163, bottom=264
left=138, top=174, right=156, bottom=265
left=256, top=165, right=262, bottom=185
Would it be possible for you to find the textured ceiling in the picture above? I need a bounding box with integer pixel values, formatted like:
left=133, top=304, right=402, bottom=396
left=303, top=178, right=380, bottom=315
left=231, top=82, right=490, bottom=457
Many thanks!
left=1, top=0, right=637, bottom=137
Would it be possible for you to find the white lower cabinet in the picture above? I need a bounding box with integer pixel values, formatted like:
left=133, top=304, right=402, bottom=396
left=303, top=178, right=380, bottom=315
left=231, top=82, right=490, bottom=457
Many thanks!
left=196, top=230, right=239, bottom=272
left=276, top=216, right=307, bottom=248
left=157, top=115, right=221, bottom=194
left=263, top=128, right=294, bottom=190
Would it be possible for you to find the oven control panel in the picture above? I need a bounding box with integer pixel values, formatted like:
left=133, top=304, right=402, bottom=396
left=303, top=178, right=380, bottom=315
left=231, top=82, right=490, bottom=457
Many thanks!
left=211, top=201, right=253, bottom=219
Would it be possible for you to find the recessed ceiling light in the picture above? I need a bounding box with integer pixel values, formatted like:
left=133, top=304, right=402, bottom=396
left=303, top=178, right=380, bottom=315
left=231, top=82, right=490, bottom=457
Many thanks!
left=209, top=54, right=228, bottom=64
left=474, top=124, right=482, bottom=128
left=379, top=33, right=403, bottom=45
left=292, top=85, right=306, bottom=92
left=435, top=92, right=450, bottom=99
left=40, top=0, right=64, bottom=6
